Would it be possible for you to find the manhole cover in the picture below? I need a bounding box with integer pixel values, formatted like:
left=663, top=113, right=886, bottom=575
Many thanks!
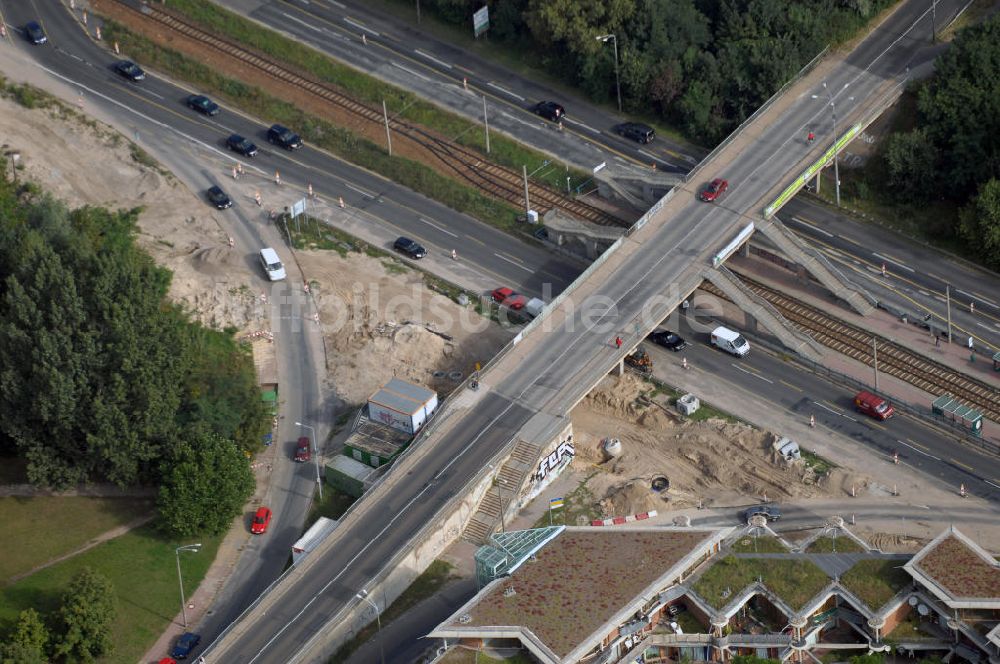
left=448, top=371, right=463, bottom=381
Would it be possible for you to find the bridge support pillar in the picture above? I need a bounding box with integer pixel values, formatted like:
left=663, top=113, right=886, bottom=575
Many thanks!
left=814, top=171, right=821, bottom=194
left=744, top=313, right=759, bottom=333
left=740, top=241, right=750, bottom=258
left=613, top=358, right=624, bottom=376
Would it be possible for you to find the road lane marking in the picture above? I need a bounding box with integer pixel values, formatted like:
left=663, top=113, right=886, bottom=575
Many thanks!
left=986, top=480, right=1000, bottom=490
left=343, top=17, right=379, bottom=36
left=950, top=458, right=974, bottom=472
left=813, top=401, right=841, bottom=416
left=957, top=288, right=998, bottom=308
left=283, top=11, right=323, bottom=32
left=567, top=118, right=600, bottom=134
left=466, top=236, right=486, bottom=246
left=778, top=379, right=803, bottom=392
left=898, top=439, right=940, bottom=460
left=873, top=252, right=915, bottom=273
left=732, top=364, right=773, bottom=383
left=837, top=233, right=863, bottom=247
left=415, top=49, right=453, bottom=70
left=344, top=182, right=374, bottom=197
left=494, top=253, right=532, bottom=272
left=792, top=216, right=834, bottom=237
left=417, top=217, right=457, bottom=237
left=487, top=81, right=525, bottom=102
left=391, top=61, right=430, bottom=82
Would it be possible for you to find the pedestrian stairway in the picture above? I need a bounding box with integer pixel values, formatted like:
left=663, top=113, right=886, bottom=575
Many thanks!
left=462, top=440, right=540, bottom=544
left=703, top=266, right=826, bottom=362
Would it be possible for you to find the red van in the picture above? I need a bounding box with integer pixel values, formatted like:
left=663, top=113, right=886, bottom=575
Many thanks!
left=854, top=390, right=894, bottom=420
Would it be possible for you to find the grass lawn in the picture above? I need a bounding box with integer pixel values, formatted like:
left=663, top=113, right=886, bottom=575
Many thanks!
left=329, top=560, right=456, bottom=662
left=308, top=486, right=357, bottom=523
left=531, top=472, right=602, bottom=529
left=692, top=555, right=830, bottom=610
left=840, top=559, right=912, bottom=611
left=0, top=496, right=155, bottom=582
left=730, top=535, right=789, bottom=553
left=0, top=524, right=221, bottom=664
left=805, top=535, right=865, bottom=553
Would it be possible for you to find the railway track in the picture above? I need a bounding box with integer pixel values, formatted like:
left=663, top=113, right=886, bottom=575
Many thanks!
left=700, top=276, right=1000, bottom=423
left=125, top=3, right=629, bottom=228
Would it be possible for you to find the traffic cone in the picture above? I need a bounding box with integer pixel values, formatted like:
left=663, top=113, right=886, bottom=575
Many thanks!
left=362, top=33, right=367, bottom=46
left=338, top=196, right=345, bottom=209
left=463, top=77, right=468, bottom=90
left=308, top=183, right=314, bottom=198
left=274, top=171, right=281, bottom=186
left=881, top=263, right=886, bottom=277
left=681, top=357, right=688, bottom=370
left=451, top=249, right=458, bottom=260
left=254, top=191, right=262, bottom=207
left=82, top=10, right=88, bottom=25
left=892, top=484, right=898, bottom=496
left=96, top=26, right=102, bottom=40
left=114, top=41, right=120, bottom=55
left=232, top=166, right=238, bottom=180
left=893, top=451, right=899, bottom=464
left=970, top=301, right=975, bottom=314
left=809, top=415, right=815, bottom=428
left=851, top=484, right=856, bottom=497
left=959, top=483, right=967, bottom=497
left=228, top=236, right=234, bottom=248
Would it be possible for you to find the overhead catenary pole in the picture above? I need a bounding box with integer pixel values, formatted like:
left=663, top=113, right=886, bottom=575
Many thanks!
left=946, top=284, right=953, bottom=342
left=483, top=95, right=490, bottom=154
left=382, top=100, right=392, bottom=156
left=872, top=336, right=879, bottom=393
left=522, top=165, right=530, bottom=217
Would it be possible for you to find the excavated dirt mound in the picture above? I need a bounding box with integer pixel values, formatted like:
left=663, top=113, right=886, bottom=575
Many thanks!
left=573, top=374, right=871, bottom=515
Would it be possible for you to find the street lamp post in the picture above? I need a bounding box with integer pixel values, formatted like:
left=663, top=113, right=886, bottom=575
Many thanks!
left=295, top=421, right=323, bottom=501
left=811, top=82, right=852, bottom=207
left=596, top=34, right=622, bottom=113
left=356, top=590, right=386, bottom=664
left=174, top=543, right=202, bottom=628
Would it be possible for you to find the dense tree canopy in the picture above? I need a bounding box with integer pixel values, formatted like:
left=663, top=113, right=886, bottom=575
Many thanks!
left=0, top=174, right=268, bottom=532
left=418, top=0, right=890, bottom=142
left=51, top=567, right=117, bottom=663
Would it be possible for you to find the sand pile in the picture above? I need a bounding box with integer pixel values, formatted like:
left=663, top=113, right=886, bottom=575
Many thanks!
left=571, top=374, right=871, bottom=515
left=297, top=251, right=513, bottom=404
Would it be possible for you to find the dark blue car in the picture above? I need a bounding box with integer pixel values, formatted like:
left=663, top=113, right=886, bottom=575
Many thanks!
left=170, top=632, right=201, bottom=659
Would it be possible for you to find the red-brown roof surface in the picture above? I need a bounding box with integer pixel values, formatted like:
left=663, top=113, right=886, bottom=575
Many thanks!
left=916, top=536, right=1000, bottom=598
left=457, top=529, right=711, bottom=658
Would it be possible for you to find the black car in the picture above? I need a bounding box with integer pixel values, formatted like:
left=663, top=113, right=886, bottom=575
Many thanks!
left=226, top=134, right=259, bottom=157
left=393, top=236, right=426, bottom=259
left=24, top=21, right=47, bottom=45
left=186, top=94, right=220, bottom=116
left=648, top=330, right=687, bottom=352
left=616, top=122, right=655, bottom=144
left=533, top=101, right=565, bottom=122
left=267, top=124, right=302, bottom=150
left=170, top=631, right=201, bottom=659
left=114, top=60, right=145, bottom=82
left=206, top=185, right=232, bottom=209
left=743, top=505, right=781, bottom=523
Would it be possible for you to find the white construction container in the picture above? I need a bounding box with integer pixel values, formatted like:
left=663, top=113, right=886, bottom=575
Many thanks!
left=524, top=298, right=545, bottom=319
left=367, top=378, right=438, bottom=434
left=291, top=517, right=338, bottom=565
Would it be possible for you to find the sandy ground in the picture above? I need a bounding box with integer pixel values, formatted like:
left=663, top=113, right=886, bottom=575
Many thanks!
left=568, top=374, right=862, bottom=517
left=299, top=250, right=514, bottom=404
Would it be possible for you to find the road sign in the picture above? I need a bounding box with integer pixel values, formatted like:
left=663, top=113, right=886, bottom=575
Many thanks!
left=473, top=5, right=489, bottom=38
left=290, top=197, right=308, bottom=218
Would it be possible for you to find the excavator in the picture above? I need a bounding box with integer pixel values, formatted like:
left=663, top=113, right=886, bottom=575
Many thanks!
left=624, top=348, right=653, bottom=375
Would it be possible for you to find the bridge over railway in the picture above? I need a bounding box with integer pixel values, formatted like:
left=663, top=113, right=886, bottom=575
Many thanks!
left=203, top=1, right=965, bottom=661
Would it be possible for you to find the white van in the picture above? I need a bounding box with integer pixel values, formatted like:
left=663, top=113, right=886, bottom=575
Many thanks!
left=711, top=326, right=750, bottom=357
left=524, top=297, right=545, bottom=319
left=259, top=247, right=286, bottom=281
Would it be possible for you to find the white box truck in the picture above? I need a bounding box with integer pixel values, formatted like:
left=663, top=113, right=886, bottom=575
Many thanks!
left=711, top=326, right=750, bottom=357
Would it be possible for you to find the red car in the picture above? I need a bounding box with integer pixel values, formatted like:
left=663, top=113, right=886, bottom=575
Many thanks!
left=294, top=436, right=311, bottom=462
left=251, top=506, right=272, bottom=534
left=502, top=294, right=528, bottom=310
left=491, top=287, right=514, bottom=303
left=699, top=178, right=728, bottom=202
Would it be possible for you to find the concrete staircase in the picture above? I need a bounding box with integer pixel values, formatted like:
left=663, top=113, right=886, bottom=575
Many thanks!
left=703, top=266, right=826, bottom=362
left=756, top=215, right=876, bottom=315
left=462, top=440, right=541, bottom=544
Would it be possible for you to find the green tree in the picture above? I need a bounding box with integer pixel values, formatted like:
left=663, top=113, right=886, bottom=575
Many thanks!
left=157, top=430, right=255, bottom=537
left=958, top=178, right=1000, bottom=270
left=51, top=567, right=117, bottom=663
left=0, top=642, right=47, bottom=664
left=883, top=129, right=938, bottom=200
left=0, top=608, right=49, bottom=663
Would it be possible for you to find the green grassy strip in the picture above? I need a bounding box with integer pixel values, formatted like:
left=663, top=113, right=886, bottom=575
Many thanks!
left=328, top=560, right=456, bottom=663
left=692, top=555, right=830, bottom=610
left=729, top=535, right=789, bottom=553
left=805, top=535, right=865, bottom=553
left=130, top=0, right=588, bottom=192
left=101, top=21, right=533, bottom=238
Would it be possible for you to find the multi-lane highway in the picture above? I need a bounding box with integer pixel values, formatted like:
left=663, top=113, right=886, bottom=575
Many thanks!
left=202, top=0, right=981, bottom=661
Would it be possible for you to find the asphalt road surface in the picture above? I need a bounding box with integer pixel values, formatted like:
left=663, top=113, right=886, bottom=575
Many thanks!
left=202, top=1, right=980, bottom=661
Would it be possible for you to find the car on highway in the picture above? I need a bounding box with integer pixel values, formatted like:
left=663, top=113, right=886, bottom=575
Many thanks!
left=267, top=124, right=303, bottom=150
left=699, top=178, right=728, bottom=202
left=393, top=236, right=427, bottom=259
left=251, top=506, right=273, bottom=534
left=114, top=60, right=146, bottom=82
left=648, top=330, right=687, bottom=351
left=294, top=436, right=311, bottom=462
left=24, top=21, right=47, bottom=45
left=186, top=94, right=220, bottom=116
left=170, top=632, right=201, bottom=659
left=743, top=504, right=781, bottom=523
left=854, top=390, right=894, bottom=420
left=206, top=185, right=232, bottom=209
left=226, top=134, right=259, bottom=157
left=259, top=247, right=286, bottom=281
left=503, top=293, right=528, bottom=310
left=533, top=101, right=565, bottom=122
left=491, top=287, right=515, bottom=303
left=615, top=122, right=655, bottom=144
